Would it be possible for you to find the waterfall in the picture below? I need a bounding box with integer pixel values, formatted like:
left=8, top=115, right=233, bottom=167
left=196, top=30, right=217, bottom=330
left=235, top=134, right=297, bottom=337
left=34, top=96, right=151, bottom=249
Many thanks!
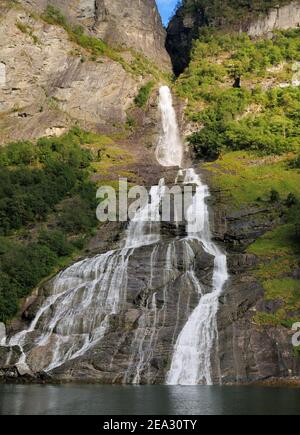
left=166, top=169, right=229, bottom=385
left=6, top=176, right=167, bottom=373
left=156, top=86, right=183, bottom=167
left=5, top=85, right=228, bottom=385
left=155, top=85, right=229, bottom=385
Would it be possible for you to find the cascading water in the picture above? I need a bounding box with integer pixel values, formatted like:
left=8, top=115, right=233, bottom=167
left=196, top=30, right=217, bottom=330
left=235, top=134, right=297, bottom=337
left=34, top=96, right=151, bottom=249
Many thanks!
left=156, top=86, right=183, bottom=168
left=166, top=169, right=229, bottom=385
left=6, top=179, right=167, bottom=373
left=5, top=85, right=228, bottom=385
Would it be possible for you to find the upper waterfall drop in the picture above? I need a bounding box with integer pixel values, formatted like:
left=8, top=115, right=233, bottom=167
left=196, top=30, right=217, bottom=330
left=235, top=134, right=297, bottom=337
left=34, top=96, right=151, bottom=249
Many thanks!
left=156, top=86, right=184, bottom=168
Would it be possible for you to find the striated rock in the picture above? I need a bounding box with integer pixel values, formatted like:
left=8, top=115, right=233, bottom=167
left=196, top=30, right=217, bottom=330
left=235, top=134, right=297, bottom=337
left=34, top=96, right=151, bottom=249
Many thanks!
left=167, top=0, right=300, bottom=75
left=19, top=0, right=171, bottom=69
left=5, top=235, right=214, bottom=383
left=207, top=181, right=300, bottom=384
left=247, top=1, right=300, bottom=37
left=0, top=7, right=141, bottom=143
left=0, top=346, right=22, bottom=369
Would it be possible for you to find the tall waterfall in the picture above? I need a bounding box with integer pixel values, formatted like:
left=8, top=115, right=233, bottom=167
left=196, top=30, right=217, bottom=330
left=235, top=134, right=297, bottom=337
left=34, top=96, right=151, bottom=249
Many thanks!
left=156, top=86, right=183, bottom=167
left=5, top=85, right=228, bottom=385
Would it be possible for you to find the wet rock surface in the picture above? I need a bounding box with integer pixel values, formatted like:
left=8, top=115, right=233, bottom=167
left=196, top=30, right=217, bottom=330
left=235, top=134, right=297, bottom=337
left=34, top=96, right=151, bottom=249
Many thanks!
left=208, top=184, right=300, bottom=384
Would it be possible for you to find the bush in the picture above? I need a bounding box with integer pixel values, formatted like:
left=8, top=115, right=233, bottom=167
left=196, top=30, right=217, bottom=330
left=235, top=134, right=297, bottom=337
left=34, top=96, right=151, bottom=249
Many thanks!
left=38, top=230, right=73, bottom=257
left=270, top=189, right=280, bottom=203
left=290, top=156, right=300, bottom=169
left=0, top=243, right=57, bottom=297
left=188, top=126, right=224, bottom=159
left=0, top=273, right=19, bottom=323
left=0, top=129, right=95, bottom=235
left=134, top=82, right=154, bottom=108
left=286, top=193, right=298, bottom=208
left=0, top=128, right=100, bottom=323
left=176, top=26, right=300, bottom=159
left=58, top=197, right=96, bottom=234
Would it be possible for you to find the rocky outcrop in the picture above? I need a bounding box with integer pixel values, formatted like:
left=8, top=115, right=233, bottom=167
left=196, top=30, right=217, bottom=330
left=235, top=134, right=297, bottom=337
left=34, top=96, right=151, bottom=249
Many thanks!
left=1, top=227, right=215, bottom=384
left=20, top=0, right=171, bottom=69
left=166, top=5, right=204, bottom=76
left=166, top=0, right=300, bottom=75
left=247, top=1, right=300, bottom=37
left=0, top=7, right=143, bottom=143
left=206, top=186, right=300, bottom=384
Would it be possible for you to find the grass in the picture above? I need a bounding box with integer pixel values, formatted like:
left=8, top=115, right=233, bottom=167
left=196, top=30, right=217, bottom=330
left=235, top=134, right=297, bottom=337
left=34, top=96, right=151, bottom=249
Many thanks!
left=249, top=226, right=300, bottom=327
left=134, top=81, right=155, bottom=108
left=16, top=20, right=40, bottom=44
left=204, top=151, right=300, bottom=209
left=203, top=150, right=300, bottom=328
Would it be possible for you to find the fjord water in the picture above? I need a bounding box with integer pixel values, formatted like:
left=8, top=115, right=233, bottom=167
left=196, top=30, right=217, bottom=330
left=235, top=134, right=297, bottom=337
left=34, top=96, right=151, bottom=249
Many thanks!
left=1, top=384, right=300, bottom=415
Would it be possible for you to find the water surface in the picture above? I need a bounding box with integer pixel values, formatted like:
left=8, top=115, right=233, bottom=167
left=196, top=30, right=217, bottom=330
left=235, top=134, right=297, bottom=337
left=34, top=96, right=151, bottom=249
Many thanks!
left=0, top=385, right=299, bottom=415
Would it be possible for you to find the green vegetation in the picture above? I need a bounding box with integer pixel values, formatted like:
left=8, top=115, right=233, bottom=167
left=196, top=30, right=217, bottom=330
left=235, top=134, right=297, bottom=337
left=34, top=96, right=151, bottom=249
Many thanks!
left=178, top=0, right=291, bottom=26
left=16, top=20, right=40, bottom=44
left=0, top=126, right=138, bottom=323
left=42, top=6, right=170, bottom=82
left=0, top=127, right=105, bottom=323
left=204, top=152, right=300, bottom=208
left=134, top=81, right=155, bottom=108
left=42, top=6, right=122, bottom=63
left=204, top=150, right=300, bottom=327
left=175, top=29, right=300, bottom=159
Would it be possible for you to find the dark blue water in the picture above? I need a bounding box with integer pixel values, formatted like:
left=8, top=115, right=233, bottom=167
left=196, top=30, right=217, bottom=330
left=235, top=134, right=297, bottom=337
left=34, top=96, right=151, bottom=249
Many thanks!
left=0, top=384, right=299, bottom=415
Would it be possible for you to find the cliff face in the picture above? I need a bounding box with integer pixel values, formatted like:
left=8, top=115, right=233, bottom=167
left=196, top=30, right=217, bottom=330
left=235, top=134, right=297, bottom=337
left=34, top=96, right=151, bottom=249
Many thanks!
left=0, top=6, right=143, bottom=143
left=20, top=0, right=171, bottom=69
left=247, top=1, right=300, bottom=36
left=166, top=0, right=300, bottom=75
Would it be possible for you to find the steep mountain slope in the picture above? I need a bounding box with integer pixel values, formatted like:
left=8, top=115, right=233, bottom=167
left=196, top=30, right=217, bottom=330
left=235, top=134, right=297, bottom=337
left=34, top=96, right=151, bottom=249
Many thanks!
left=167, top=0, right=300, bottom=75
left=0, top=0, right=299, bottom=385
left=0, top=1, right=170, bottom=144
left=19, top=0, right=171, bottom=69
left=169, top=5, right=300, bottom=382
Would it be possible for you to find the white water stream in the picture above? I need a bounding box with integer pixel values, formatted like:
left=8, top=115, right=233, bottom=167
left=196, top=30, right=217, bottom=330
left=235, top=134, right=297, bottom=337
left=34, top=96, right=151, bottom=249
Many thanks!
left=5, top=85, right=228, bottom=385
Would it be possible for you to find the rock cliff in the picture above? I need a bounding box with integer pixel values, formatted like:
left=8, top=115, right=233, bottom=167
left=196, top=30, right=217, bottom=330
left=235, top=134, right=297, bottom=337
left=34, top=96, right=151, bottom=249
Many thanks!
left=0, top=4, right=165, bottom=143
left=19, top=0, right=171, bottom=69
left=166, top=0, right=300, bottom=75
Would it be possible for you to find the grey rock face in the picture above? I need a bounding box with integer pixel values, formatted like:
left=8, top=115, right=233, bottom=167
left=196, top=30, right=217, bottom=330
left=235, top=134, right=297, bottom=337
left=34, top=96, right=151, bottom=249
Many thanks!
left=3, top=234, right=214, bottom=383
left=207, top=186, right=300, bottom=384
left=20, top=0, right=171, bottom=69
left=247, top=1, right=300, bottom=37
left=0, top=8, right=141, bottom=143
left=166, top=1, right=300, bottom=75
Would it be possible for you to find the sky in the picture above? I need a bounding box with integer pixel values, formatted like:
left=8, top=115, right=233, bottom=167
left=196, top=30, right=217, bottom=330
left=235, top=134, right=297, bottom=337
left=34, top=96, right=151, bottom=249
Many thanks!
left=156, top=0, right=178, bottom=26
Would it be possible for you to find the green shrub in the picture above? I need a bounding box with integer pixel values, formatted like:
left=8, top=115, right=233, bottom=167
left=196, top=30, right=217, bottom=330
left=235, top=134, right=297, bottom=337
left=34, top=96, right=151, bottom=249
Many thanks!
left=188, top=126, right=224, bottom=159
left=134, top=82, right=154, bottom=108
left=58, top=197, right=96, bottom=234
left=38, top=230, right=73, bottom=257
left=286, top=193, right=298, bottom=208
left=0, top=273, right=19, bottom=323
left=176, top=27, right=300, bottom=160
left=270, top=189, right=280, bottom=203
left=0, top=128, right=100, bottom=323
